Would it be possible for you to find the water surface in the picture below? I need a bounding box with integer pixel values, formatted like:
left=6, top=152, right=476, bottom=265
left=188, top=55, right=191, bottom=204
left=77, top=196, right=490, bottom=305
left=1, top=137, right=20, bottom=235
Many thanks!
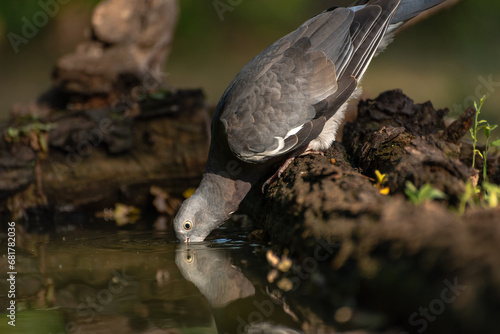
left=1, top=227, right=303, bottom=334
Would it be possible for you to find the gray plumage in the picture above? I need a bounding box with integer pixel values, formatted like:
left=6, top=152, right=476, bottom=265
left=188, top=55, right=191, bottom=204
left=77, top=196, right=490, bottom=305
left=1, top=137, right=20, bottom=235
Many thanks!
left=176, top=244, right=304, bottom=333
left=175, top=245, right=255, bottom=308
left=174, top=0, right=446, bottom=242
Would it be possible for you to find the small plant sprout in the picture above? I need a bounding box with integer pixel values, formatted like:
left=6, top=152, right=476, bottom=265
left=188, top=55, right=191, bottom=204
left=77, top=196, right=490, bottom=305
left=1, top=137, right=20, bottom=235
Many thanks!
left=481, top=122, right=500, bottom=182
left=470, top=96, right=500, bottom=181
left=404, top=181, right=448, bottom=206
left=374, top=170, right=390, bottom=195
left=459, top=95, right=500, bottom=214
left=470, top=96, right=485, bottom=170
left=482, top=182, right=500, bottom=209
left=458, top=181, right=500, bottom=214
left=458, top=181, right=480, bottom=215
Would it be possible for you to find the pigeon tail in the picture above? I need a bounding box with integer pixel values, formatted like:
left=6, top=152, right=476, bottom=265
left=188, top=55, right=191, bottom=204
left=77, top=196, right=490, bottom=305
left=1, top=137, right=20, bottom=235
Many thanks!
left=391, top=0, right=446, bottom=23
left=351, top=0, right=446, bottom=24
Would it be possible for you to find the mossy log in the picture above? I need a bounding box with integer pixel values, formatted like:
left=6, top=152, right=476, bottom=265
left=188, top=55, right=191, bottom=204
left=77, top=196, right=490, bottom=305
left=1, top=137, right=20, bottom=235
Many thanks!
left=1, top=90, right=210, bottom=221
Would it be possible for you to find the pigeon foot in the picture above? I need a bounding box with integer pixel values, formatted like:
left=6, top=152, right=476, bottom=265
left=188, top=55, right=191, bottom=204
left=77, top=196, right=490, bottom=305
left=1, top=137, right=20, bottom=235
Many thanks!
left=261, top=147, right=323, bottom=192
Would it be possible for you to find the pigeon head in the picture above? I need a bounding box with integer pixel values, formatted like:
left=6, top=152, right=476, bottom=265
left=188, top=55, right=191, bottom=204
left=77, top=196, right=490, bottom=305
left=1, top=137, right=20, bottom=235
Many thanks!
left=173, top=193, right=217, bottom=242
left=174, top=168, right=255, bottom=242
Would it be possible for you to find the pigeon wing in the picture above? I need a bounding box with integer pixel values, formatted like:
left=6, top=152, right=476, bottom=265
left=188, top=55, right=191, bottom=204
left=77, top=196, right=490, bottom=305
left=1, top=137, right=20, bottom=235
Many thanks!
left=217, top=2, right=399, bottom=163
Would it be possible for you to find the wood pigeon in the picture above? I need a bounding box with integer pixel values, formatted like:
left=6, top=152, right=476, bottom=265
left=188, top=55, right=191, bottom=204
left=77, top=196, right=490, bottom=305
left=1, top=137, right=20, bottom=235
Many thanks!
left=174, top=0, right=446, bottom=242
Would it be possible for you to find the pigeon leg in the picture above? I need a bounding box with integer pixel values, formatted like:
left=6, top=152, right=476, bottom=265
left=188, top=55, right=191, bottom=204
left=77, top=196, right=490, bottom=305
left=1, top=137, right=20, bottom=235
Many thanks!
left=262, top=146, right=317, bottom=192
left=261, top=147, right=327, bottom=192
left=261, top=156, right=296, bottom=192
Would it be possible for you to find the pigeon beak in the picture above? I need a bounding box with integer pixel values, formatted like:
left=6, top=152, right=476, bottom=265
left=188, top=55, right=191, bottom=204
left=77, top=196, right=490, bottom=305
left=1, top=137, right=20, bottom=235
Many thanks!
left=186, top=237, right=190, bottom=244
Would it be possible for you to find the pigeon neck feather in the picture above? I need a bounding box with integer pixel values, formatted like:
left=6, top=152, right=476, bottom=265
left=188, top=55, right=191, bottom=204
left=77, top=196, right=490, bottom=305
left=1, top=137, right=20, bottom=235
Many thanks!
left=196, top=171, right=253, bottom=225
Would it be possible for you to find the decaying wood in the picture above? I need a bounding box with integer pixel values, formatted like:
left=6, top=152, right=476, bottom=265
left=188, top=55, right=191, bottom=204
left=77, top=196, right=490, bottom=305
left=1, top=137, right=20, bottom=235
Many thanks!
left=43, top=90, right=210, bottom=207
left=249, top=90, right=500, bottom=333
left=2, top=89, right=210, bottom=220
left=0, top=0, right=213, bottom=220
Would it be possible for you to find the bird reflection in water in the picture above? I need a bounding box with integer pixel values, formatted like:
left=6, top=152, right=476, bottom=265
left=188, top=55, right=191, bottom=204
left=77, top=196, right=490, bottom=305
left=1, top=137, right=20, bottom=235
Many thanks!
left=175, top=244, right=304, bottom=333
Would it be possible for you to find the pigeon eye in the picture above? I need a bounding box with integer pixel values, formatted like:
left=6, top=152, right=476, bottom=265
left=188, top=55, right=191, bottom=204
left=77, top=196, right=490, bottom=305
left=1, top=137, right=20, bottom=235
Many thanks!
left=183, top=220, right=193, bottom=231
left=185, top=253, right=194, bottom=263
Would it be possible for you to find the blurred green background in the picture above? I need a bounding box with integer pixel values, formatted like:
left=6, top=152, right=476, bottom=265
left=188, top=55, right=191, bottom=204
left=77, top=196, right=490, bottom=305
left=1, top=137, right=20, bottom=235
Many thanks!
left=0, top=0, right=499, bottom=125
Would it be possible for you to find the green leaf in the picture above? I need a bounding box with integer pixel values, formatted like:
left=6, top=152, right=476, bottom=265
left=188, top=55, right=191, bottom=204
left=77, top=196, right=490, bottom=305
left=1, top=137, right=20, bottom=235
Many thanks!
left=404, top=181, right=418, bottom=204
left=474, top=95, right=486, bottom=111
left=7, top=127, right=19, bottom=138
left=418, top=184, right=433, bottom=199
left=491, top=138, right=500, bottom=147
left=405, top=181, right=417, bottom=193
left=429, top=188, right=448, bottom=201
left=404, top=181, right=447, bottom=205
